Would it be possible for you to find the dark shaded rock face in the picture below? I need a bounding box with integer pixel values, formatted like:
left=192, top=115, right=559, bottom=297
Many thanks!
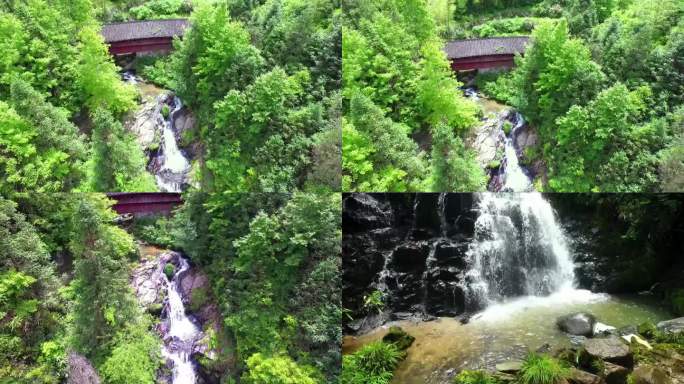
left=342, top=193, right=477, bottom=331
left=557, top=313, right=597, bottom=337
left=67, top=352, right=101, bottom=384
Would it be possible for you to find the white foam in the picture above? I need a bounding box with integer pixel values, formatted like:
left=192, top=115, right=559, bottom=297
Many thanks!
left=474, top=287, right=609, bottom=323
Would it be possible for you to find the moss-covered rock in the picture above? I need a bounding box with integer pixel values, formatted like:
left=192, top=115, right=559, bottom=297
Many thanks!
left=163, top=263, right=175, bottom=280
left=147, top=303, right=163, bottom=316
left=638, top=322, right=658, bottom=339
left=382, top=326, right=415, bottom=351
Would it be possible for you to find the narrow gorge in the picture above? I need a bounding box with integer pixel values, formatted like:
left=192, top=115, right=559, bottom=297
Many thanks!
left=133, top=246, right=228, bottom=384
left=464, top=88, right=538, bottom=192
left=124, top=72, right=195, bottom=192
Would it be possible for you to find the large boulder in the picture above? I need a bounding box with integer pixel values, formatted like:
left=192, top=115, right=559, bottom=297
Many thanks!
left=557, top=313, right=597, bottom=337
left=382, top=326, right=415, bottom=350
left=631, top=366, right=673, bottom=384
left=657, top=317, right=684, bottom=335
left=343, top=194, right=392, bottom=232
left=67, top=352, right=101, bottom=384
left=569, top=368, right=605, bottom=384
left=582, top=336, right=633, bottom=368
left=604, top=361, right=629, bottom=384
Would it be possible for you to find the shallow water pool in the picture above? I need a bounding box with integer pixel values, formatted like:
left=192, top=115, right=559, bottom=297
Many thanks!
left=343, top=289, right=672, bottom=384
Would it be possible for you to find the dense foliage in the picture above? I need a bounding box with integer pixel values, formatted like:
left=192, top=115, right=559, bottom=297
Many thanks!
left=0, top=0, right=154, bottom=194
left=168, top=0, right=341, bottom=193
left=164, top=191, right=342, bottom=382
left=492, top=0, right=684, bottom=192
left=343, top=0, right=485, bottom=191
left=0, top=194, right=161, bottom=383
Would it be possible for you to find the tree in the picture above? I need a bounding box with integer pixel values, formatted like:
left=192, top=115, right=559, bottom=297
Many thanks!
left=172, top=2, right=264, bottom=121
left=512, top=20, right=605, bottom=135
left=68, top=195, right=137, bottom=358
left=88, top=108, right=156, bottom=192
left=76, top=26, right=136, bottom=116
left=549, top=84, right=662, bottom=191
left=430, top=123, right=486, bottom=191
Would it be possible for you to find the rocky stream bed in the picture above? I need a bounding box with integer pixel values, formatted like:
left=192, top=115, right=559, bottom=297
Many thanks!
left=132, top=245, right=231, bottom=384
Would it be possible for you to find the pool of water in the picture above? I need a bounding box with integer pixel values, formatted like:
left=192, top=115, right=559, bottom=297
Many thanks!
left=343, top=289, right=672, bottom=384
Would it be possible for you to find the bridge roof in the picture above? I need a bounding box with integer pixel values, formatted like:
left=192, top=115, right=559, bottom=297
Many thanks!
left=444, top=36, right=530, bottom=59
left=101, top=19, right=189, bottom=43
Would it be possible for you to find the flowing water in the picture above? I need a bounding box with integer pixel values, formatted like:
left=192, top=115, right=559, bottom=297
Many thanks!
left=162, top=256, right=200, bottom=384
left=155, top=96, right=190, bottom=192
left=344, top=193, right=673, bottom=383
left=465, top=193, right=576, bottom=308
left=123, top=71, right=191, bottom=192
left=464, top=88, right=534, bottom=191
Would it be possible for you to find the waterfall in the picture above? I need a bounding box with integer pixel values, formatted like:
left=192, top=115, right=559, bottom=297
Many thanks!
left=156, top=96, right=191, bottom=192
left=500, top=113, right=533, bottom=192
left=162, top=256, right=200, bottom=384
left=465, top=193, right=576, bottom=309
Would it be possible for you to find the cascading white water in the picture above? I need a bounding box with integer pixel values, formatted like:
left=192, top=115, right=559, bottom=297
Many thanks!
left=500, top=113, right=533, bottom=191
left=465, top=193, right=577, bottom=309
left=156, top=96, right=191, bottom=192
left=162, top=257, right=200, bottom=384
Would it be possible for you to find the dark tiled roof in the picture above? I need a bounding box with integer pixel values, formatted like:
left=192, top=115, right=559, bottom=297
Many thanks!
left=444, top=36, right=530, bottom=59
left=101, top=19, right=189, bottom=43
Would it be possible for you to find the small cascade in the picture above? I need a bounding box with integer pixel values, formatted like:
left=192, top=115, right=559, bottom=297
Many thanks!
left=162, top=256, right=200, bottom=384
left=464, top=193, right=576, bottom=309
left=155, top=96, right=191, bottom=192
left=462, top=88, right=534, bottom=192
left=499, top=113, right=533, bottom=191
left=122, top=71, right=192, bottom=192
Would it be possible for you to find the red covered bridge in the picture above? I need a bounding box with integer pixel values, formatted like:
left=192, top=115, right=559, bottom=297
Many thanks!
left=101, top=19, right=189, bottom=55
left=106, top=193, right=183, bottom=215
left=445, top=36, right=529, bottom=71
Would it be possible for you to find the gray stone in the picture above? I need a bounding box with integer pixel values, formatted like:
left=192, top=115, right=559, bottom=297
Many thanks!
left=632, top=366, right=673, bottom=384
left=657, top=317, right=684, bottom=335
left=604, top=361, right=629, bottom=384
left=558, top=313, right=597, bottom=337
left=582, top=336, right=633, bottom=368
left=569, top=368, right=604, bottom=384
left=496, top=360, right=523, bottom=373
left=67, top=352, right=100, bottom=384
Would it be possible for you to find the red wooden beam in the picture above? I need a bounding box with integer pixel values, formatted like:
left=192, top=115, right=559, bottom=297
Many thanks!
left=450, top=54, right=516, bottom=71
left=108, top=37, right=174, bottom=55
left=106, top=193, right=183, bottom=215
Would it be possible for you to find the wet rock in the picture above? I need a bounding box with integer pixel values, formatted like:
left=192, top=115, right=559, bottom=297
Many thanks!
left=382, top=326, right=415, bottom=350
left=657, top=317, right=684, bottom=335
left=569, top=368, right=604, bottom=384
left=582, top=336, right=633, bottom=368
left=413, top=194, right=441, bottom=236
left=343, top=194, right=392, bottom=232
left=557, top=313, right=597, bottom=337
left=126, top=98, right=160, bottom=149
left=174, top=108, right=196, bottom=138
left=496, top=360, right=523, bottom=373
left=632, top=366, right=674, bottom=384
left=514, top=124, right=538, bottom=154
left=390, top=243, right=429, bottom=272
left=67, top=352, right=101, bottom=384
left=178, top=267, right=217, bottom=326
left=131, top=255, right=166, bottom=307
left=604, top=361, right=629, bottom=384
